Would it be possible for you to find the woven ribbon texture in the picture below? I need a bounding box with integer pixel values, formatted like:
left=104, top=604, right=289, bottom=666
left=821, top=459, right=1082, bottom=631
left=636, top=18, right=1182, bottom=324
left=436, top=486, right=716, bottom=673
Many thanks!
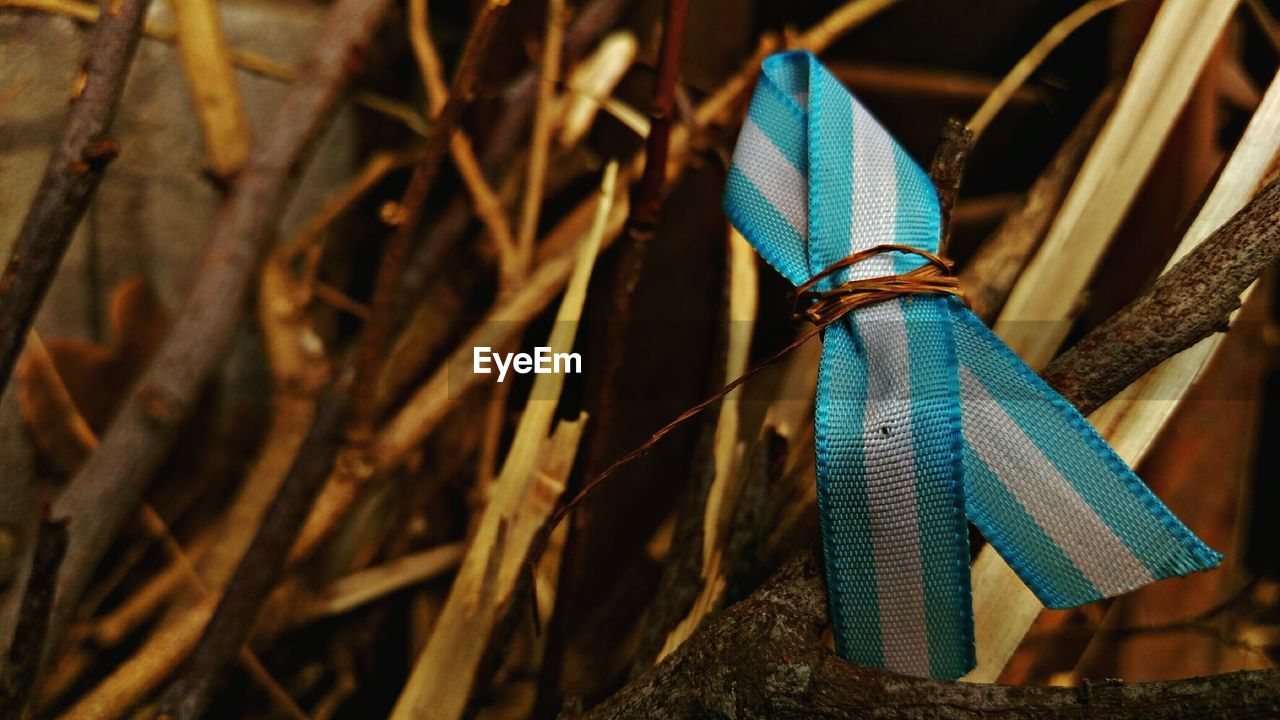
left=722, top=50, right=1222, bottom=679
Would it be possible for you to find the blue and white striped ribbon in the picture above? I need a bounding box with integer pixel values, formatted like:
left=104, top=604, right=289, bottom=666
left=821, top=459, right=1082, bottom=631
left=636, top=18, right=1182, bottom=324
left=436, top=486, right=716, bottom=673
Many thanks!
left=723, top=51, right=1222, bottom=680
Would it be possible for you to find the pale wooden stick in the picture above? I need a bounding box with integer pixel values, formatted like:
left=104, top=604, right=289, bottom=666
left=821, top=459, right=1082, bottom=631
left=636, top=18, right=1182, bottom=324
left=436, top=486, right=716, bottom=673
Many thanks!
left=168, top=0, right=251, bottom=178
left=559, top=31, right=639, bottom=147
left=293, top=543, right=464, bottom=623
left=992, top=0, right=1237, bottom=371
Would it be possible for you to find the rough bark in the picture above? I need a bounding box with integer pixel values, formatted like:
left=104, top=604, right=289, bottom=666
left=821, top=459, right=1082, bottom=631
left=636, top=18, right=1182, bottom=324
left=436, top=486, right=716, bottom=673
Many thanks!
left=585, top=554, right=1280, bottom=720
left=1043, top=173, right=1280, bottom=416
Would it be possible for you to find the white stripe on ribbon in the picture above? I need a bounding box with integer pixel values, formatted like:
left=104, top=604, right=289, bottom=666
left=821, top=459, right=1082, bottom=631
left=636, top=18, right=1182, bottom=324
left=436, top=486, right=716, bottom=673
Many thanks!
left=846, top=95, right=931, bottom=675
left=958, top=367, right=1155, bottom=595
left=733, top=119, right=808, bottom=237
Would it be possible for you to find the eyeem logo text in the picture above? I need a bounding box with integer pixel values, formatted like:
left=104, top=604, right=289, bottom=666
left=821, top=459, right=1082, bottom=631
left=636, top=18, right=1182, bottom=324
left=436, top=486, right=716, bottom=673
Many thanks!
left=473, top=346, right=582, bottom=383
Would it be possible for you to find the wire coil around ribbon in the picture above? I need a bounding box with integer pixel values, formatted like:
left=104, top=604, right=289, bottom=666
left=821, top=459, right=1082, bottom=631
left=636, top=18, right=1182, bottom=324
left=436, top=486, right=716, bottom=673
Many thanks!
left=792, top=243, right=966, bottom=328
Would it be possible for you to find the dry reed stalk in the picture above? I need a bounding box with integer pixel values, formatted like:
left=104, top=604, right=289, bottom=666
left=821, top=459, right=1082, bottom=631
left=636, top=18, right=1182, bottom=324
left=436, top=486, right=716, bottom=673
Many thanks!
left=992, top=0, right=1237, bottom=371
left=829, top=63, right=1042, bottom=106
left=291, top=542, right=465, bottom=624
left=515, top=0, right=568, bottom=277
left=388, top=162, right=619, bottom=720
left=168, top=0, right=251, bottom=178
left=959, top=88, right=1116, bottom=322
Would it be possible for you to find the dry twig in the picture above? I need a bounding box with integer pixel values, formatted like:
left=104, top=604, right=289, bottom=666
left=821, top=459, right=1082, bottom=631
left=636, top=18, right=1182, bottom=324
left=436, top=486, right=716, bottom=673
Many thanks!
left=348, top=0, right=512, bottom=435
left=0, top=516, right=66, bottom=720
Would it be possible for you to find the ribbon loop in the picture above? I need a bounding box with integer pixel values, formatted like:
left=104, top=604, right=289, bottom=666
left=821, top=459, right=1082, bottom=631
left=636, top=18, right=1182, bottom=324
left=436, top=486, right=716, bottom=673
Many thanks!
left=724, top=50, right=1220, bottom=680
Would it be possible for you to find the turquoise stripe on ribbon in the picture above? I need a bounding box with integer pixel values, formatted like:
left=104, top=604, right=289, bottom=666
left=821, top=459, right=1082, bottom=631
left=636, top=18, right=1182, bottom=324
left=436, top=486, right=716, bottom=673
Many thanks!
left=723, top=50, right=1221, bottom=679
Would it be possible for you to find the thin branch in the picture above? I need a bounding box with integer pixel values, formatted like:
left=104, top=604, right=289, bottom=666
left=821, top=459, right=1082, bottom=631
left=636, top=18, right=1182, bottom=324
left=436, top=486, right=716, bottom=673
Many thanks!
left=967, top=0, right=1128, bottom=140
left=927, top=118, right=973, bottom=258
left=0, top=0, right=395, bottom=673
left=155, top=371, right=353, bottom=719
left=348, top=0, right=511, bottom=436
left=514, top=0, right=568, bottom=276
left=0, top=515, right=67, bottom=720
left=0, top=0, right=150, bottom=396
left=1043, top=174, right=1280, bottom=416
left=406, top=0, right=517, bottom=273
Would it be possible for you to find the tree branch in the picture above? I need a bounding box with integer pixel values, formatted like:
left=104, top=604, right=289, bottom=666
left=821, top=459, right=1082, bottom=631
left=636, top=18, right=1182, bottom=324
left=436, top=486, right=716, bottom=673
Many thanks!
left=154, top=372, right=353, bottom=719
left=1043, top=173, right=1280, bottom=416
left=0, top=515, right=67, bottom=720
left=584, top=554, right=1280, bottom=719
left=928, top=118, right=973, bottom=258
left=0, top=0, right=151, bottom=393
